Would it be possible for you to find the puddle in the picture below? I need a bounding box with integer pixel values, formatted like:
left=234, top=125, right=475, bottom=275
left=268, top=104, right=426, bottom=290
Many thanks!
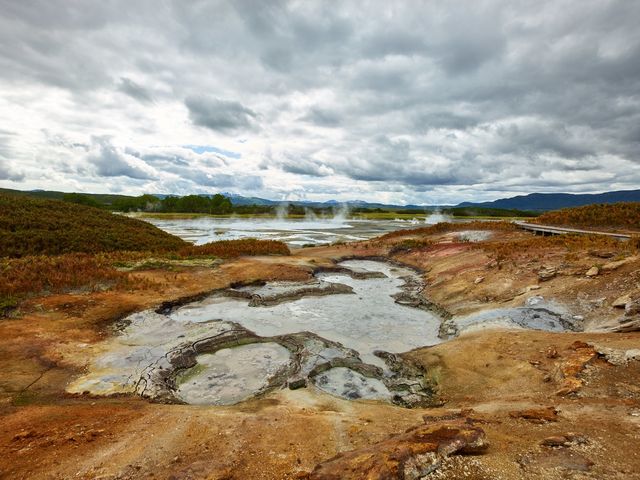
left=314, top=367, right=391, bottom=401
left=170, top=260, right=441, bottom=368
left=68, top=260, right=577, bottom=407
left=175, top=343, right=291, bottom=405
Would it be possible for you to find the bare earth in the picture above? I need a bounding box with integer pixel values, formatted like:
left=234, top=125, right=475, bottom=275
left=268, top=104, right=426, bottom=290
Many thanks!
left=2, top=227, right=640, bottom=479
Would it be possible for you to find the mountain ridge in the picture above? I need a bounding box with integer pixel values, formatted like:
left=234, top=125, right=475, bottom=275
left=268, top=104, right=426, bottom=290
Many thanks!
left=456, top=189, right=640, bottom=211
left=3, top=187, right=639, bottom=211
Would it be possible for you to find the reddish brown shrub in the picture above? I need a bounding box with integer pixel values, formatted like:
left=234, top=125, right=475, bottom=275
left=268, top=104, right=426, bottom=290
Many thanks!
left=178, top=238, right=290, bottom=258
left=0, top=253, right=127, bottom=313
left=536, top=203, right=640, bottom=231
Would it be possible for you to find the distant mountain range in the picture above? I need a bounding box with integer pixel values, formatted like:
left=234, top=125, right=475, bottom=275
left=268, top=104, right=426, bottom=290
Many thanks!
left=226, top=190, right=640, bottom=211
left=2, top=187, right=639, bottom=212
left=222, top=193, right=427, bottom=210
left=456, top=189, right=640, bottom=211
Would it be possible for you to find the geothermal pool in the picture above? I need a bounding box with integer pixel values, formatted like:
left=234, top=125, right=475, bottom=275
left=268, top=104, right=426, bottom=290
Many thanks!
left=68, top=260, right=574, bottom=407
left=136, top=214, right=449, bottom=246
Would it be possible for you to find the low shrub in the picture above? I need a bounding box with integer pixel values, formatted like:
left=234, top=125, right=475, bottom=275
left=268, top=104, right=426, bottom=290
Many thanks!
left=535, top=203, right=640, bottom=230
left=178, top=238, right=290, bottom=258
left=0, top=193, right=186, bottom=258
left=0, top=253, right=127, bottom=314
left=389, top=238, right=433, bottom=255
left=478, top=233, right=637, bottom=266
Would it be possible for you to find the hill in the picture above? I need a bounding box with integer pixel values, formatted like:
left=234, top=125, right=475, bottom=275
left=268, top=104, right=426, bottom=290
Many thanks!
left=5, top=186, right=640, bottom=214
left=0, top=193, right=187, bottom=258
left=0, top=187, right=133, bottom=206
left=441, top=207, right=537, bottom=218
left=535, top=202, right=640, bottom=231
left=457, top=189, right=640, bottom=211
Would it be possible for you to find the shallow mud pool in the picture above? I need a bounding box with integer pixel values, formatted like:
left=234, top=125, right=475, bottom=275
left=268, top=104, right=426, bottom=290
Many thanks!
left=175, top=343, right=292, bottom=405
left=68, top=260, right=577, bottom=407
left=170, top=260, right=441, bottom=367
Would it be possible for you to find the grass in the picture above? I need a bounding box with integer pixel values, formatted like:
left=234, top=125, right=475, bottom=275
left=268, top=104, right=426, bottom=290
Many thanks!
left=478, top=233, right=639, bottom=269
left=178, top=239, right=290, bottom=258
left=535, top=202, right=640, bottom=231
left=388, top=238, right=433, bottom=255
left=0, top=193, right=186, bottom=258
left=380, top=220, right=518, bottom=240
left=441, top=207, right=538, bottom=218
left=0, top=193, right=293, bottom=313
left=0, top=238, right=290, bottom=314
left=0, top=254, right=128, bottom=315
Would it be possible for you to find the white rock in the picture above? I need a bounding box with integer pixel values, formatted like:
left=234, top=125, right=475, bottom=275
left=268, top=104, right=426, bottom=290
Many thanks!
left=526, top=295, right=544, bottom=306
left=612, top=295, right=631, bottom=308
left=586, top=266, right=599, bottom=277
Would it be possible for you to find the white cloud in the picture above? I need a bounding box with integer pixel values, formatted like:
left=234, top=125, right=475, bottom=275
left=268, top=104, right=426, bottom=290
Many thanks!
left=0, top=0, right=638, bottom=204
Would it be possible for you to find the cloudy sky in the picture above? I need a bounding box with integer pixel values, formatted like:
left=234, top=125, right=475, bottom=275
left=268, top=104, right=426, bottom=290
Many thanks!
left=1, top=1, right=639, bottom=205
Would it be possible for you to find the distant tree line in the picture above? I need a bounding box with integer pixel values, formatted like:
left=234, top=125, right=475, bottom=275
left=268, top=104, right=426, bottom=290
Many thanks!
left=112, top=194, right=233, bottom=214
left=59, top=193, right=539, bottom=218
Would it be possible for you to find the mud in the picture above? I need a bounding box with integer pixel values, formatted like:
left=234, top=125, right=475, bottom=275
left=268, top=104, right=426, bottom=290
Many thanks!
left=68, top=259, right=579, bottom=410
left=6, top=224, right=640, bottom=479
left=68, top=260, right=442, bottom=407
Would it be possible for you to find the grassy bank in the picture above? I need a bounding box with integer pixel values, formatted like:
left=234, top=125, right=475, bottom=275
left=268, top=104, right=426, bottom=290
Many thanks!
left=0, top=193, right=291, bottom=314
left=535, top=202, right=640, bottom=231
left=0, top=193, right=187, bottom=257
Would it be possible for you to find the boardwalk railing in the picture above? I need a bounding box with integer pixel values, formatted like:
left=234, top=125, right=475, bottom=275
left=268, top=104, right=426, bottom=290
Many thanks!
left=513, top=221, right=632, bottom=240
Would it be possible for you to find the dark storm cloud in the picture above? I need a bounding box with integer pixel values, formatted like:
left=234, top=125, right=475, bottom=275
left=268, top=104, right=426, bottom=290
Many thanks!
left=335, top=136, right=466, bottom=187
left=185, top=96, right=258, bottom=133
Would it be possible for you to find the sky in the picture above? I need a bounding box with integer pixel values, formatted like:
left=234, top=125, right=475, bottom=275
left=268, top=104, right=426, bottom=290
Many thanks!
left=0, top=1, right=639, bottom=205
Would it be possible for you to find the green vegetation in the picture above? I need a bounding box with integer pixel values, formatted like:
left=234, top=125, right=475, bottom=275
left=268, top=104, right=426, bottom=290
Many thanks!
left=441, top=207, right=538, bottom=218
left=479, top=233, right=639, bottom=269
left=178, top=238, right=290, bottom=258
left=388, top=238, right=433, bottom=255
left=114, top=193, right=233, bottom=214
left=0, top=193, right=187, bottom=258
left=535, top=203, right=640, bottom=231
left=0, top=187, right=131, bottom=206
left=0, top=193, right=292, bottom=313
left=0, top=253, right=128, bottom=315
left=0, top=187, right=539, bottom=218
left=112, top=194, right=161, bottom=212
left=62, top=192, right=103, bottom=208
left=380, top=220, right=518, bottom=240
left=352, top=206, right=537, bottom=220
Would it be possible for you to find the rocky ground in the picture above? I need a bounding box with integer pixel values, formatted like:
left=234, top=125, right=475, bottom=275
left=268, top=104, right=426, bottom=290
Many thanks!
left=1, top=225, right=640, bottom=479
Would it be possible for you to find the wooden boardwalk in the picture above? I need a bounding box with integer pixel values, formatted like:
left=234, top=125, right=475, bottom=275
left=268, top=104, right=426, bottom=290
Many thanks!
left=514, top=221, right=632, bottom=240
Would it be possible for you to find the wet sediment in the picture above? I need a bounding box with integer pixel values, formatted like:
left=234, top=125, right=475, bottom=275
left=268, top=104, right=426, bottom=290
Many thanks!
left=137, top=321, right=437, bottom=408
left=71, top=258, right=579, bottom=408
